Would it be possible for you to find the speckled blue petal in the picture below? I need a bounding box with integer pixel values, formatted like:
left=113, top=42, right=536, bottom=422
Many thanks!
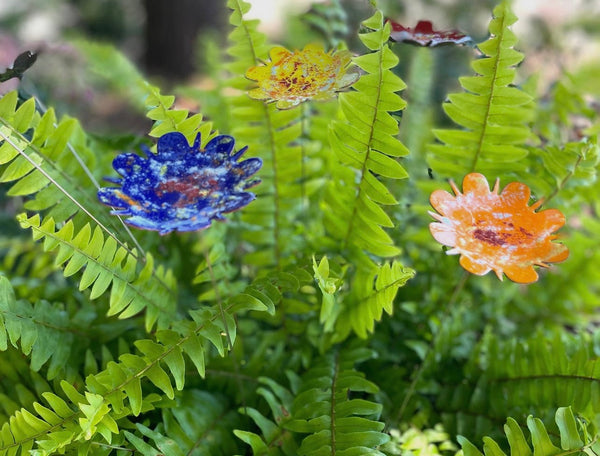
left=98, top=132, right=262, bottom=234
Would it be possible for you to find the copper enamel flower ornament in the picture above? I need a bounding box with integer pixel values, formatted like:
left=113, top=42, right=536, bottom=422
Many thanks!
left=429, top=173, right=569, bottom=283
left=98, top=132, right=262, bottom=235
left=245, top=43, right=359, bottom=109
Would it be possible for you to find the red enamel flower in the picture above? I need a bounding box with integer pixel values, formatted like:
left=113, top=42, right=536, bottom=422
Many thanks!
left=429, top=173, right=569, bottom=284
left=387, top=20, right=472, bottom=47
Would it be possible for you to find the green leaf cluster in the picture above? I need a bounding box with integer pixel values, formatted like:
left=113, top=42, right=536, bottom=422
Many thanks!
left=1, top=0, right=599, bottom=454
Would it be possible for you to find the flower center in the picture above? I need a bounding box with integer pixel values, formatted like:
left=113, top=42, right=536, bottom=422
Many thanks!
left=156, top=173, right=220, bottom=207
left=472, top=221, right=534, bottom=247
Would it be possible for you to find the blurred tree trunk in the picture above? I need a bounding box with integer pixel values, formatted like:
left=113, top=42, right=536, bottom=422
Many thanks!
left=143, top=0, right=225, bottom=80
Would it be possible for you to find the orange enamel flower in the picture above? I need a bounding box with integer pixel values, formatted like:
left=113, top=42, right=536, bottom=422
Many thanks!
left=245, top=43, right=359, bottom=109
left=429, top=173, right=569, bottom=284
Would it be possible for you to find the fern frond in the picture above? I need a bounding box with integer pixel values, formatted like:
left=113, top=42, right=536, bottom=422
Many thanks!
left=427, top=1, right=535, bottom=181
left=0, top=275, right=85, bottom=381
left=235, top=348, right=389, bottom=455
left=325, top=10, right=408, bottom=258
left=338, top=260, right=415, bottom=341
left=460, top=407, right=599, bottom=456
left=226, top=0, right=308, bottom=268
left=193, top=229, right=246, bottom=305
left=525, top=73, right=600, bottom=202
left=235, top=376, right=299, bottom=455
left=534, top=137, right=599, bottom=205
left=0, top=279, right=272, bottom=455
left=437, top=329, right=600, bottom=441
left=15, top=214, right=176, bottom=331
left=285, top=346, right=389, bottom=455
left=314, top=256, right=414, bottom=341
left=123, top=390, right=242, bottom=455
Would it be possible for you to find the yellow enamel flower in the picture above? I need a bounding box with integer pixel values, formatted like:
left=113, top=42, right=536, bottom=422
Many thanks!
left=245, top=43, right=359, bottom=109
left=429, top=173, right=569, bottom=284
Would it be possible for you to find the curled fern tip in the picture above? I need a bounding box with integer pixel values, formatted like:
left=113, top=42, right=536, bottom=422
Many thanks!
left=98, top=132, right=262, bottom=235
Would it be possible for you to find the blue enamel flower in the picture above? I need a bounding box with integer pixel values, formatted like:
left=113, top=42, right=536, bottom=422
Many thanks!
left=98, top=132, right=262, bottom=235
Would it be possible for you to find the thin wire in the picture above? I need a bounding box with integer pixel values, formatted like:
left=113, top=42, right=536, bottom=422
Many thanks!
left=32, top=97, right=147, bottom=257
left=0, top=129, right=138, bottom=256
left=0, top=128, right=179, bottom=300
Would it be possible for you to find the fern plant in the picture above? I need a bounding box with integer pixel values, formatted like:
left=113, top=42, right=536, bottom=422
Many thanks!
left=1, top=0, right=600, bottom=455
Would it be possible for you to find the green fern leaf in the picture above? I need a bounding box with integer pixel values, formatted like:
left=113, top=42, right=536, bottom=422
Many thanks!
left=325, top=10, right=408, bottom=258
left=314, top=255, right=414, bottom=341
left=460, top=407, right=598, bottom=456
left=236, top=377, right=298, bottom=455
left=427, top=1, right=535, bottom=181
left=285, top=347, right=389, bottom=455
left=16, top=214, right=176, bottom=331
left=226, top=0, right=308, bottom=268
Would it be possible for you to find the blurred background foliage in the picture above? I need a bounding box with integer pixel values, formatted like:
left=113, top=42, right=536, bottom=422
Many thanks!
left=2, top=0, right=599, bottom=134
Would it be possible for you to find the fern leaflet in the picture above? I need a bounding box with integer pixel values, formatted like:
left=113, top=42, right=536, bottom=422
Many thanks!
left=226, top=0, right=306, bottom=268
left=427, top=1, right=535, bottom=181
left=460, top=407, right=600, bottom=456
left=326, top=10, right=409, bottom=258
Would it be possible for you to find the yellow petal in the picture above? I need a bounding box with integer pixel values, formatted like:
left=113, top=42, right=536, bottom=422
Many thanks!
left=246, top=65, right=271, bottom=81
left=303, top=43, right=326, bottom=53
left=275, top=99, right=300, bottom=110
left=269, top=46, right=291, bottom=63
left=248, top=88, right=269, bottom=100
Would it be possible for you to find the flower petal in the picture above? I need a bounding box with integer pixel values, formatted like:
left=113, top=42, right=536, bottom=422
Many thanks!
left=248, top=87, right=269, bottom=100
left=542, top=242, right=569, bottom=264
left=269, top=46, right=290, bottom=63
left=429, top=222, right=457, bottom=246
left=459, top=255, right=492, bottom=276
left=98, top=132, right=262, bottom=234
left=537, top=208, right=566, bottom=233
left=303, top=43, right=326, bottom=53
left=246, top=65, right=271, bottom=82
left=503, top=264, right=539, bottom=284
left=462, top=173, right=490, bottom=195
left=430, top=189, right=456, bottom=215
left=500, top=182, right=531, bottom=207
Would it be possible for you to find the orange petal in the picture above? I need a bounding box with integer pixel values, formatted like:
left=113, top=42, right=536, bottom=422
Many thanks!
left=537, top=208, right=566, bottom=233
left=430, top=222, right=457, bottom=246
left=503, top=264, right=539, bottom=284
left=462, top=173, right=490, bottom=195
left=500, top=182, right=531, bottom=207
left=459, top=255, right=491, bottom=276
left=544, top=243, right=569, bottom=264
left=430, top=189, right=456, bottom=215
